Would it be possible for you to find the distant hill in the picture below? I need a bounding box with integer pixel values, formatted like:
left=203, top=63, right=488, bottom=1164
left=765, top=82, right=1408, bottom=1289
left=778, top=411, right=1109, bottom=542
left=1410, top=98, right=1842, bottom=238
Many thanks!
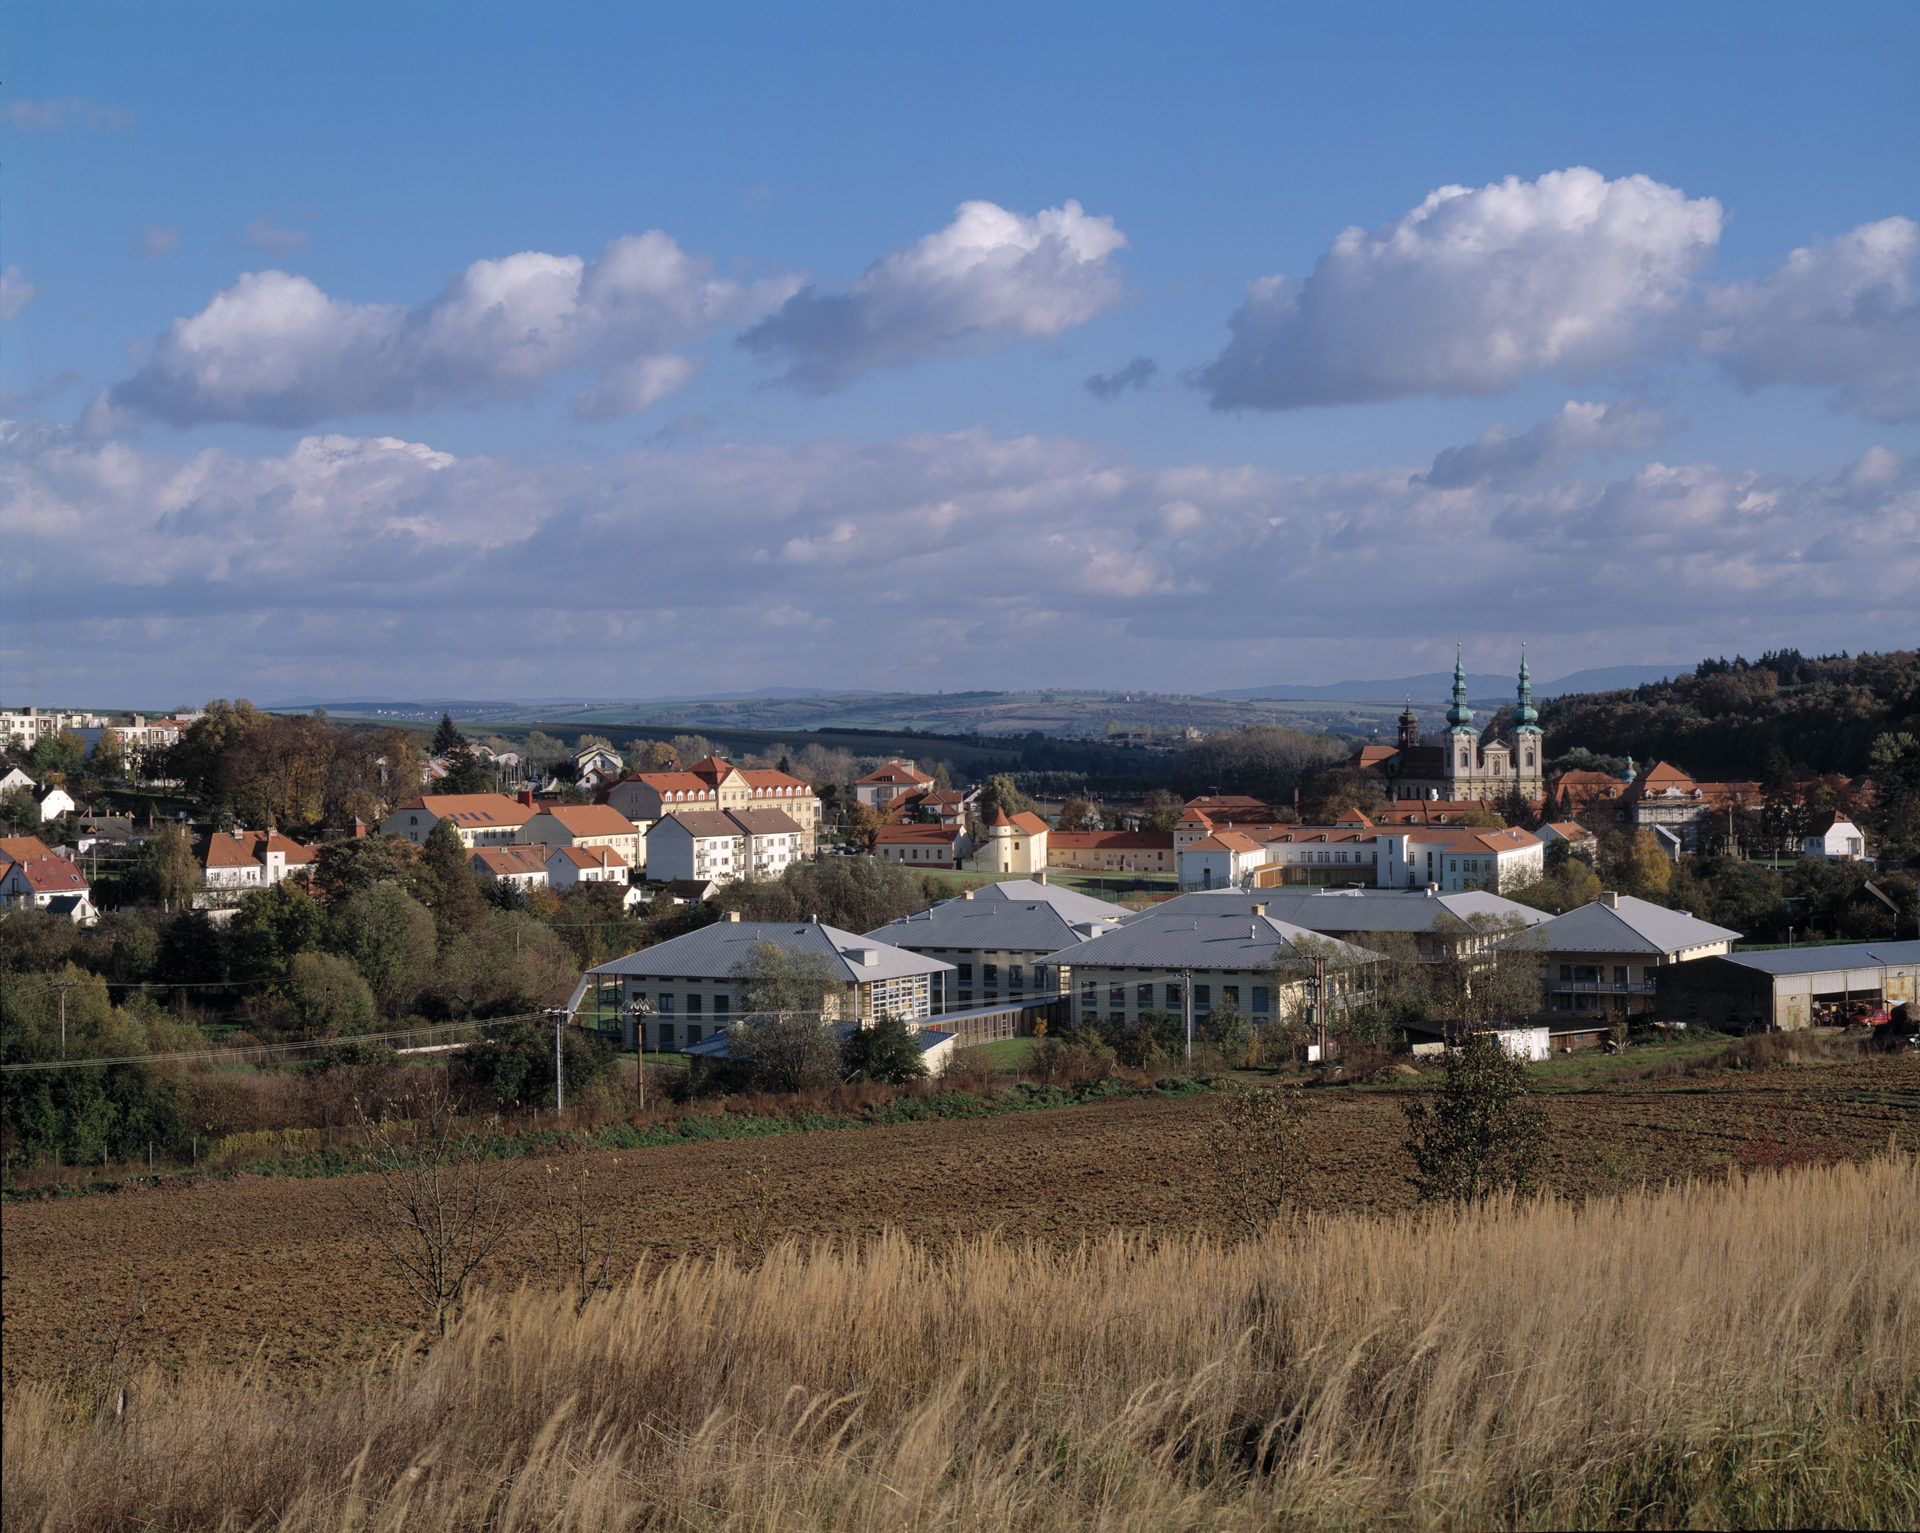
left=1209, top=664, right=1690, bottom=705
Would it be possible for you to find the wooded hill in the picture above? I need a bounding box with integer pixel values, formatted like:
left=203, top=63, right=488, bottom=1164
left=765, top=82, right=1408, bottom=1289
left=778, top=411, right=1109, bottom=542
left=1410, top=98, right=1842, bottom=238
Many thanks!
left=1536, top=649, right=1919, bottom=779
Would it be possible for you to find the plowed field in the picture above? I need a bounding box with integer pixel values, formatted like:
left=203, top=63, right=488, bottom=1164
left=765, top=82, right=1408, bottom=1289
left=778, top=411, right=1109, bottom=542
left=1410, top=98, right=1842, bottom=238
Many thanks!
left=5, top=1056, right=1915, bottom=1386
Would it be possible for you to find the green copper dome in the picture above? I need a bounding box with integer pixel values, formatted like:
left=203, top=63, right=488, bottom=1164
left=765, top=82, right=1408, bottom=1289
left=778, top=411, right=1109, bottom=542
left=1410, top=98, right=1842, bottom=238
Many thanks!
left=1446, top=649, right=1474, bottom=732
left=1514, top=649, right=1540, bottom=731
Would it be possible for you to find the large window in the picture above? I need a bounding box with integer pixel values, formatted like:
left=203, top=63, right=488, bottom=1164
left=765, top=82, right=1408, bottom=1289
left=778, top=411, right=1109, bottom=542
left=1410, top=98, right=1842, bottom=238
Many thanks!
left=1164, top=983, right=1182, bottom=1009
left=686, top=994, right=702, bottom=1014
left=1136, top=984, right=1153, bottom=1007
left=984, top=964, right=999, bottom=985
left=1109, top=983, right=1125, bottom=1005
left=657, top=994, right=675, bottom=1013
left=1252, top=987, right=1269, bottom=1014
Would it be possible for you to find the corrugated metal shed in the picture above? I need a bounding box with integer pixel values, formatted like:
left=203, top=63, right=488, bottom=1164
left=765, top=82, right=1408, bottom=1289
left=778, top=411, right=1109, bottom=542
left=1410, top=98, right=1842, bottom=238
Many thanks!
left=1047, top=906, right=1381, bottom=969
left=1714, top=940, right=1919, bottom=976
left=1137, top=886, right=1547, bottom=934
left=868, top=882, right=1121, bottom=953
left=586, top=921, right=952, bottom=984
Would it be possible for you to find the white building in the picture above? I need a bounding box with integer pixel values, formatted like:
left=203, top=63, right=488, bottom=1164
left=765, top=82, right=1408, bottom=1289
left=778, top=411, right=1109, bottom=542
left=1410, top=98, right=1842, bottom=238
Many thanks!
left=198, top=829, right=319, bottom=890
left=873, top=824, right=971, bottom=867
left=37, top=787, right=76, bottom=821
left=523, top=803, right=644, bottom=870
left=546, top=844, right=628, bottom=891
left=644, top=807, right=806, bottom=884
left=1804, top=815, right=1868, bottom=862
left=1177, top=832, right=1268, bottom=891
left=470, top=846, right=551, bottom=891
left=854, top=759, right=934, bottom=808
left=380, top=793, right=537, bottom=849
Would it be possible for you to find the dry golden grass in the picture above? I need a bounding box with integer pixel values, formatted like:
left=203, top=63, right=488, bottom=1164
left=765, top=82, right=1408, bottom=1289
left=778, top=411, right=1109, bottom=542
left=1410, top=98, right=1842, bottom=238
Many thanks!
left=6, top=1156, right=1917, bottom=1531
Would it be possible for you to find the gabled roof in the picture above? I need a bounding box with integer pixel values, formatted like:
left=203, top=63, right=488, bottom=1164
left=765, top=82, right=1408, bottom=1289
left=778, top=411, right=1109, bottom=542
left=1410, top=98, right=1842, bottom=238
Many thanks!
left=1188, top=831, right=1263, bottom=853
left=531, top=803, right=636, bottom=838
left=550, top=844, right=628, bottom=870
left=8, top=853, right=89, bottom=894
left=1708, top=940, right=1918, bottom=976
left=1540, top=821, right=1594, bottom=839
left=393, top=793, right=535, bottom=828
left=1047, top=830, right=1175, bottom=850
left=874, top=824, right=964, bottom=845
left=471, top=846, right=549, bottom=878
left=1048, top=904, right=1380, bottom=971
left=0, top=835, right=54, bottom=864
left=653, top=810, right=746, bottom=840
left=1513, top=895, right=1741, bottom=956
left=1007, top=811, right=1050, bottom=837
left=726, top=807, right=804, bottom=836
left=1139, top=886, right=1550, bottom=935
left=857, top=760, right=934, bottom=787
left=870, top=880, right=1122, bottom=952
left=588, top=921, right=952, bottom=984
left=200, top=829, right=317, bottom=870
left=1404, top=826, right=1542, bottom=853
left=738, top=769, right=813, bottom=792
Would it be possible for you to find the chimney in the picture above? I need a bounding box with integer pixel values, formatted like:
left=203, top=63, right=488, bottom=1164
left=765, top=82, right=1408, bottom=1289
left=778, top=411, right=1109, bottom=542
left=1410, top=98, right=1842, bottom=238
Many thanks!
left=726, top=910, right=741, bottom=922
left=352, top=817, right=367, bottom=838
left=1600, top=890, right=1619, bottom=908
left=962, top=888, right=975, bottom=899
left=1036, top=869, right=1048, bottom=885
left=519, top=787, right=535, bottom=808
left=1251, top=903, right=1267, bottom=916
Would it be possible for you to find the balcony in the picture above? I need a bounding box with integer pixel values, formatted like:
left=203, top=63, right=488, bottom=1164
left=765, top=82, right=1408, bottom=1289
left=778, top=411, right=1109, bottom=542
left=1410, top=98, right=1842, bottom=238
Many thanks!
left=1546, top=980, right=1656, bottom=996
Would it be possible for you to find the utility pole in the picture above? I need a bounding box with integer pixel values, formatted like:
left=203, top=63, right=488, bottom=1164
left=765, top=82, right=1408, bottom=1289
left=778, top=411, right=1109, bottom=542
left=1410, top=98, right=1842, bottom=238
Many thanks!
left=1313, top=953, right=1329, bottom=1064
left=628, top=997, right=652, bottom=1111
left=547, top=1006, right=567, bottom=1114
left=1181, top=966, right=1193, bottom=1062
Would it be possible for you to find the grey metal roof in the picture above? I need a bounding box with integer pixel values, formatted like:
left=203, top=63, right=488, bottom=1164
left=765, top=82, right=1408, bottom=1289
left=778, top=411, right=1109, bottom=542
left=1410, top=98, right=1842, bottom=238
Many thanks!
left=1136, top=886, right=1548, bottom=936
left=868, top=880, right=1122, bottom=954
left=1712, top=940, right=1920, bottom=976
left=681, top=1023, right=955, bottom=1060
left=1511, top=895, right=1742, bottom=956
left=587, top=920, right=953, bottom=984
left=1046, top=905, right=1382, bottom=971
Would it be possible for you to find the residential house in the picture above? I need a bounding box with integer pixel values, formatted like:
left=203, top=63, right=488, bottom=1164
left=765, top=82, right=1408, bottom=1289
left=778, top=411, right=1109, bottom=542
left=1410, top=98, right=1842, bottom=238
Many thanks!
left=546, top=844, right=629, bottom=891
left=855, top=759, right=934, bottom=808
left=379, top=793, right=537, bottom=849
left=0, top=767, right=35, bottom=797
left=1804, top=813, right=1868, bottom=862
left=882, top=787, right=973, bottom=827
left=1052, top=899, right=1381, bottom=1038
left=0, top=840, right=95, bottom=921
left=1046, top=829, right=1177, bottom=873
left=523, top=803, right=643, bottom=869
left=1, top=708, right=108, bottom=749
left=873, top=824, right=971, bottom=867
left=37, top=787, right=76, bottom=821
left=1654, top=940, right=1919, bottom=1032
left=867, top=877, right=1123, bottom=1015
left=963, top=809, right=1050, bottom=874
left=644, top=807, right=806, bottom=884
left=471, top=846, right=551, bottom=891
left=606, top=756, right=822, bottom=853
left=1537, top=821, right=1598, bottom=858
left=577, top=915, right=953, bottom=1051
left=116, top=715, right=190, bottom=777
left=1509, top=892, right=1740, bottom=1020
left=198, top=829, right=319, bottom=890
left=1173, top=797, right=1278, bottom=850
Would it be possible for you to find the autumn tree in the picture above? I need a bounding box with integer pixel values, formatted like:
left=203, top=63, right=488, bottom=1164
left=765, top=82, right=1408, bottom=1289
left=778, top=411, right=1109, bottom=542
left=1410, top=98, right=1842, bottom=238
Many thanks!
left=419, top=817, right=488, bottom=942
left=1055, top=797, right=1098, bottom=832
left=845, top=801, right=884, bottom=853
left=1402, top=1031, right=1548, bottom=1203
left=1597, top=828, right=1672, bottom=902
left=130, top=825, right=201, bottom=910
left=727, top=941, right=844, bottom=1092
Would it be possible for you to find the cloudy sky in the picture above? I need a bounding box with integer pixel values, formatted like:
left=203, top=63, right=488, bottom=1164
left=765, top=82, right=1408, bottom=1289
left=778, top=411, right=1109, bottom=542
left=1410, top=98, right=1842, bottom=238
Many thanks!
left=3, top=2, right=1916, bottom=706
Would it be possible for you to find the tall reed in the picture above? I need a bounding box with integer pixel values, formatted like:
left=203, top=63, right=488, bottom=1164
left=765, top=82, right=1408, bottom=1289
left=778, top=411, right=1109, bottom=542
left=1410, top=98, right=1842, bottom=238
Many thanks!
left=6, top=1156, right=1916, bottom=1531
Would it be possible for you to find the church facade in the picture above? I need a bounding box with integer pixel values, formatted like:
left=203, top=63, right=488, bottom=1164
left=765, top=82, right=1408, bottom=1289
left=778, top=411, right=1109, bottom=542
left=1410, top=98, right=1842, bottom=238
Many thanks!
left=1350, top=652, right=1547, bottom=803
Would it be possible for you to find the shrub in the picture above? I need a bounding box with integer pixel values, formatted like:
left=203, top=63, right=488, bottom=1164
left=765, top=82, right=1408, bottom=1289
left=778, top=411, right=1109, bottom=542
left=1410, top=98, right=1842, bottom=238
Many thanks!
left=841, top=1015, right=929, bottom=1085
left=1402, top=1031, right=1547, bottom=1203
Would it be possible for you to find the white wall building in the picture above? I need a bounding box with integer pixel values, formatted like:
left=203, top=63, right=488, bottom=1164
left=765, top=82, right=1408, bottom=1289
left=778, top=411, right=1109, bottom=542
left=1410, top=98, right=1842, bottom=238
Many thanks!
left=1805, top=815, right=1868, bottom=862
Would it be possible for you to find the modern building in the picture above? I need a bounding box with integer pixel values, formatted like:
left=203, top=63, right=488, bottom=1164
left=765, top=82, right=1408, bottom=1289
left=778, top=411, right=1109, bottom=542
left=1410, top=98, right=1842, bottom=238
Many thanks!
left=1653, top=940, right=1919, bottom=1032
left=866, top=877, right=1123, bottom=1013
left=1510, top=893, right=1741, bottom=1020
left=1051, top=899, right=1381, bottom=1036
left=1537, top=821, right=1598, bottom=857
left=854, top=760, right=934, bottom=808
left=576, top=915, right=953, bottom=1051
left=1348, top=651, right=1547, bottom=804
left=1142, top=886, right=1548, bottom=963
left=380, top=793, right=536, bottom=849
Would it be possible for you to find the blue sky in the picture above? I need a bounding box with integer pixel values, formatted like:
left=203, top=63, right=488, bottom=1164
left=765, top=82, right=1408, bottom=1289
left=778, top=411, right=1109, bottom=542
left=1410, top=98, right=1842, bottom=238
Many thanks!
left=3, top=1, right=1916, bottom=705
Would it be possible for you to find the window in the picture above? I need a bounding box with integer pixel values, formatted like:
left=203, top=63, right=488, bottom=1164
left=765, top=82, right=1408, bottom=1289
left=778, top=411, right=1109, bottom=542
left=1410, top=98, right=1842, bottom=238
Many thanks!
left=984, top=964, right=999, bottom=984
left=686, top=1026, right=702, bottom=1046
left=1108, top=1012, right=1125, bottom=1029
left=1252, top=987, right=1269, bottom=1014
left=959, top=992, right=973, bottom=1005
left=1194, top=984, right=1210, bottom=1011
left=1109, top=983, right=1125, bottom=1005
left=1559, top=965, right=1572, bottom=981
left=1009, top=965, right=1024, bottom=989
left=1136, top=984, right=1153, bottom=1007
left=1165, top=983, right=1182, bottom=1008
left=1613, top=966, right=1628, bottom=984
left=658, top=994, right=675, bottom=1013
left=1222, top=985, right=1240, bottom=1009
left=657, top=1022, right=676, bottom=1049
left=713, top=994, right=729, bottom=1016
left=1081, top=979, right=1097, bottom=1002
left=686, top=994, right=702, bottom=1014
left=960, top=963, right=974, bottom=984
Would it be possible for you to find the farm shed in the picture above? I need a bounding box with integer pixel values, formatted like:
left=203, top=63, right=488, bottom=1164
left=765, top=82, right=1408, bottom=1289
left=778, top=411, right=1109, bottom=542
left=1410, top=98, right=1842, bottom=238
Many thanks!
left=1652, top=940, right=1919, bottom=1032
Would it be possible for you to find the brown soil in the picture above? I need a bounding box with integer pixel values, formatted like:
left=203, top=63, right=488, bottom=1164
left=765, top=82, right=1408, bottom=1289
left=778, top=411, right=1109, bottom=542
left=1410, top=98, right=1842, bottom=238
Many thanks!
left=5, top=1057, right=1915, bottom=1386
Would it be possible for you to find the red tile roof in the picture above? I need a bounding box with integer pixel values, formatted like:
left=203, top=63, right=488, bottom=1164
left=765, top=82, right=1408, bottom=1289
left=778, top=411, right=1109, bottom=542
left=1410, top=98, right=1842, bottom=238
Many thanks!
left=857, top=760, right=934, bottom=787
left=9, top=853, right=89, bottom=893
left=471, top=847, right=550, bottom=878
left=550, top=844, right=628, bottom=870
left=874, top=825, right=963, bottom=845
left=200, top=830, right=316, bottom=870
left=394, top=794, right=536, bottom=828
left=1047, top=831, right=1174, bottom=850
left=533, top=803, right=636, bottom=838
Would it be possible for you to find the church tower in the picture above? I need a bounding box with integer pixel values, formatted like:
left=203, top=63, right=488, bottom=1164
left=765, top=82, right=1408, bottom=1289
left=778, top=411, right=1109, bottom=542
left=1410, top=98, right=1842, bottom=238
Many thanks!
left=1397, top=696, right=1421, bottom=752
left=1443, top=647, right=1475, bottom=786
left=1512, top=646, right=1544, bottom=791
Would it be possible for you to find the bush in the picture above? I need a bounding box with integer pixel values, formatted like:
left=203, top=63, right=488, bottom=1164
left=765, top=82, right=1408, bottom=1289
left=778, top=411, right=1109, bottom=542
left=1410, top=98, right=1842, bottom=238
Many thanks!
left=1402, top=1032, right=1547, bottom=1202
left=841, top=1015, right=929, bottom=1085
left=456, top=1022, right=614, bottom=1111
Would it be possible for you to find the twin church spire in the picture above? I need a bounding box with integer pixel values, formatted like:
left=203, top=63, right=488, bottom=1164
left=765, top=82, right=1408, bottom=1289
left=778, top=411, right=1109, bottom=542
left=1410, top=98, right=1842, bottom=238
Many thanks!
left=1447, top=643, right=1542, bottom=735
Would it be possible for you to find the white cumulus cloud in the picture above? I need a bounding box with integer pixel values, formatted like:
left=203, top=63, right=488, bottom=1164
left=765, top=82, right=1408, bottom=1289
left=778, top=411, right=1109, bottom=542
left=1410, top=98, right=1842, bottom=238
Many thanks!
left=1200, top=167, right=1723, bottom=409
left=1698, top=216, right=1920, bottom=422
left=101, top=232, right=800, bottom=428
left=4, top=409, right=1911, bottom=700
left=738, top=199, right=1128, bottom=390
left=1421, top=399, right=1668, bottom=490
